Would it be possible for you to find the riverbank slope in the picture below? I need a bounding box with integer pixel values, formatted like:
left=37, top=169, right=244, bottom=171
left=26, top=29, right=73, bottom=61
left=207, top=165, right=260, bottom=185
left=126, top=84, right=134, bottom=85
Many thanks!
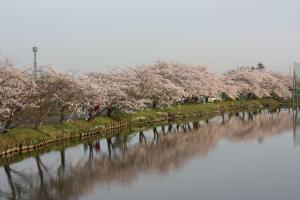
left=0, top=99, right=285, bottom=156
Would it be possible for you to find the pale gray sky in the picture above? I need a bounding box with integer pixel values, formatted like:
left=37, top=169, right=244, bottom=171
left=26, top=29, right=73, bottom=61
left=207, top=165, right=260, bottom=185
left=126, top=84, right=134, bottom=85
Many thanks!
left=0, top=0, right=299, bottom=73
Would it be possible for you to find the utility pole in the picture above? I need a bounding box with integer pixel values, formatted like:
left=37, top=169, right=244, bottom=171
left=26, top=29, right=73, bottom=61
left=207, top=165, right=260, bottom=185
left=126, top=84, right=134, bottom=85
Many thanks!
left=32, top=46, right=38, bottom=80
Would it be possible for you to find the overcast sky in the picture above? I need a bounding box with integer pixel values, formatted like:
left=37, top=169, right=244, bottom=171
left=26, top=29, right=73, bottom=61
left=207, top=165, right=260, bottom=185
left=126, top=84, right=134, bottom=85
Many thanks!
left=0, top=0, right=299, bottom=73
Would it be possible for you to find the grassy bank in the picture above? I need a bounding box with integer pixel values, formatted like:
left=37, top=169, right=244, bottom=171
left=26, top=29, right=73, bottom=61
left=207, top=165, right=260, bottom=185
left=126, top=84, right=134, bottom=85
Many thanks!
left=0, top=99, right=283, bottom=156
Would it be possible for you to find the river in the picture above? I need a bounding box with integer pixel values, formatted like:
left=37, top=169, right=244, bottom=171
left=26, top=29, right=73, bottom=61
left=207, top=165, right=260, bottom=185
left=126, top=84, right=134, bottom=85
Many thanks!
left=1, top=109, right=300, bottom=200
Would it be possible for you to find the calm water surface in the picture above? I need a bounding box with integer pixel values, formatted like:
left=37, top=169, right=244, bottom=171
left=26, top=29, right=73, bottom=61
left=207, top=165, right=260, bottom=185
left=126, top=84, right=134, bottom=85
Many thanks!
left=1, top=109, right=300, bottom=200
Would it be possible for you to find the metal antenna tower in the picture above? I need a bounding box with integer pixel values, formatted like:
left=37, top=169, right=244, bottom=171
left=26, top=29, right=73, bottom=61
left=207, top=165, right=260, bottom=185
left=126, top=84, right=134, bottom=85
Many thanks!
left=32, top=46, right=38, bottom=79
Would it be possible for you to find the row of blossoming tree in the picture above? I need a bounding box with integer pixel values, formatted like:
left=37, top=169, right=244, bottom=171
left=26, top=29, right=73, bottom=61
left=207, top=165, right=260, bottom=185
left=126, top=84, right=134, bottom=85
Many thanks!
left=0, top=54, right=293, bottom=132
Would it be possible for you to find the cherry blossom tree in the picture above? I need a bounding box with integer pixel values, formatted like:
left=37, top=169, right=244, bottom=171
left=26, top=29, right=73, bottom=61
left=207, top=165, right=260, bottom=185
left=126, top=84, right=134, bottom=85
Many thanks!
left=130, top=64, right=185, bottom=108
left=51, top=69, right=86, bottom=123
left=222, top=67, right=292, bottom=99
left=0, top=52, right=294, bottom=132
left=33, top=66, right=87, bottom=128
left=81, top=70, right=147, bottom=118
left=0, top=55, right=36, bottom=132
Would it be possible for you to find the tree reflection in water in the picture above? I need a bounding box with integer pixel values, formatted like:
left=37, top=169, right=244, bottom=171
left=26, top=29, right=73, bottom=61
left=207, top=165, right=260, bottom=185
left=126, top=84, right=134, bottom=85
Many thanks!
left=0, top=109, right=293, bottom=200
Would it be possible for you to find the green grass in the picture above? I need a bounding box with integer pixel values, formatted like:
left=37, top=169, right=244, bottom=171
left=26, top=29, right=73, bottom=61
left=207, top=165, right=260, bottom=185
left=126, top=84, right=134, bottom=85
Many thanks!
left=0, top=116, right=116, bottom=153
left=0, top=98, right=284, bottom=154
left=127, top=98, right=281, bottom=123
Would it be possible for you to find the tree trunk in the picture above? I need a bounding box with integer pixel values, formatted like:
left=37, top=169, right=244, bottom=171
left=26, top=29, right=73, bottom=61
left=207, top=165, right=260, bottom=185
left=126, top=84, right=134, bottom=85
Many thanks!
left=35, top=104, right=53, bottom=130
left=4, top=165, right=16, bottom=200
left=139, top=131, right=146, bottom=145
left=107, top=107, right=113, bottom=117
left=4, top=119, right=12, bottom=133
left=107, top=138, right=112, bottom=160
left=60, top=150, right=65, bottom=171
left=60, top=107, right=65, bottom=124
left=88, top=109, right=93, bottom=121
left=123, top=135, right=128, bottom=151
left=192, top=122, right=199, bottom=129
left=193, top=96, right=198, bottom=103
left=153, top=128, right=158, bottom=140
left=152, top=100, right=158, bottom=109
left=35, top=156, right=44, bottom=188
left=162, top=125, right=166, bottom=135
left=35, top=121, right=43, bottom=130
left=221, top=114, right=225, bottom=124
